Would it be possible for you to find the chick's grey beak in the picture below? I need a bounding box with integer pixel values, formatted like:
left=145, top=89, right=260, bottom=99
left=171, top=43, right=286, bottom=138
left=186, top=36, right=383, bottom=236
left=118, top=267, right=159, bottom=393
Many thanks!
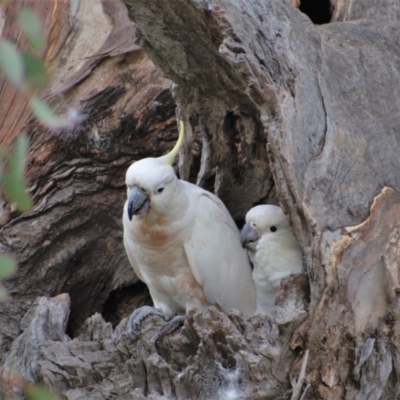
left=127, top=185, right=150, bottom=220
left=240, top=223, right=260, bottom=251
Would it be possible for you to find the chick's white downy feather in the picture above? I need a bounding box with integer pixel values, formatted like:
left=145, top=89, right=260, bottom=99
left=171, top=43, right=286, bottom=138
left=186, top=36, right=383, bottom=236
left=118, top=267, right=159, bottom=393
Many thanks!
left=240, top=204, right=302, bottom=315
left=123, top=122, right=256, bottom=317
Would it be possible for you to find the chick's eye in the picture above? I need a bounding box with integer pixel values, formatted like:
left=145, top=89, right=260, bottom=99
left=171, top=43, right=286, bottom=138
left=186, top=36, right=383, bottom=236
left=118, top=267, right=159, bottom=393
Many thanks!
left=157, top=187, right=164, bottom=193
left=270, top=226, right=277, bottom=232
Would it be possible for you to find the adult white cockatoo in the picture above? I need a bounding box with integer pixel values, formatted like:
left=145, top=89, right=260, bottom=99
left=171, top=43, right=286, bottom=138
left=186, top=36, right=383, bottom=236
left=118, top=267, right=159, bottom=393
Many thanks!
left=123, top=121, right=256, bottom=339
left=240, top=204, right=302, bottom=315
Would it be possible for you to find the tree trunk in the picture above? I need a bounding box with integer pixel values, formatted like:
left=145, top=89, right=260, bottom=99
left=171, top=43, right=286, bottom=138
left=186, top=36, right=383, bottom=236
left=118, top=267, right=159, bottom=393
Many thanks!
left=121, top=0, right=400, bottom=398
left=1, top=0, right=400, bottom=399
left=0, top=0, right=171, bottom=350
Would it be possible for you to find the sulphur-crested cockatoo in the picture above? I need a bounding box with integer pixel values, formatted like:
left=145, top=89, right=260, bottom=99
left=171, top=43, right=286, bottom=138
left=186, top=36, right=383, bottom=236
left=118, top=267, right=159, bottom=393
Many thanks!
left=240, top=204, right=302, bottom=315
left=123, top=121, right=256, bottom=337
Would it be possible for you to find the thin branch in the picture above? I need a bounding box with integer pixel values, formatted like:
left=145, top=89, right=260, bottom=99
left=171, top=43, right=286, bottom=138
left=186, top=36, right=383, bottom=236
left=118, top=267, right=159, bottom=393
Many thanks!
left=300, top=383, right=311, bottom=400
left=291, top=350, right=309, bottom=400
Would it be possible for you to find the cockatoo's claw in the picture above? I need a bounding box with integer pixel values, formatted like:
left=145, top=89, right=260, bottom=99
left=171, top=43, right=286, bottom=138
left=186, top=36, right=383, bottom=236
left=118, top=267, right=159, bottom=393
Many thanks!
left=154, top=315, right=185, bottom=349
left=127, top=305, right=171, bottom=341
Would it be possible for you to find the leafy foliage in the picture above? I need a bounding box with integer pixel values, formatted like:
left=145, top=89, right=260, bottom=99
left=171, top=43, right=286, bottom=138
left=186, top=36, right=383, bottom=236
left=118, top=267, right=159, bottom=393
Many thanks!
left=2, top=135, right=32, bottom=211
left=29, top=97, right=83, bottom=130
left=25, top=384, right=60, bottom=400
left=0, top=40, right=24, bottom=86
left=0, top=4, right=81, bottom=129
left=0, top=38, right=49, bottom=90
left=17, top=8, right=46, bottom=51
left=0, top=254, right=16, bottom=300
left=0, top=4, right=60, bottom=398
left=22, top=53, right=47, bottom=89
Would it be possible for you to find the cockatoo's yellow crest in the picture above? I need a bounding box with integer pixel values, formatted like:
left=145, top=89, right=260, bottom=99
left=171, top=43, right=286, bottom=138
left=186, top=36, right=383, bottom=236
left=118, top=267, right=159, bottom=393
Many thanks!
left=165, top=120, right=185, bottom=166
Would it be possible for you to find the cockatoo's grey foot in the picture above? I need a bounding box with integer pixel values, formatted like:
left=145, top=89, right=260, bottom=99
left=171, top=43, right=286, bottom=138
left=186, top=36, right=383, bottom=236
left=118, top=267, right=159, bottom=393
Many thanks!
left=154, top=315, right=185, bottom=349
left=128, top=305, right=171, bottom=341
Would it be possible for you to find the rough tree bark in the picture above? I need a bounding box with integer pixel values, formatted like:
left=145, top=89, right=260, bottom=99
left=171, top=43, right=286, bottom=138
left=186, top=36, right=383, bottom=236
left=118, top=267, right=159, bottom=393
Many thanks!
left=121, top=0, right=400, bottom=398
left=0, top=0, right=170, bottom=351
left=1, top=0, right=400, bottom=399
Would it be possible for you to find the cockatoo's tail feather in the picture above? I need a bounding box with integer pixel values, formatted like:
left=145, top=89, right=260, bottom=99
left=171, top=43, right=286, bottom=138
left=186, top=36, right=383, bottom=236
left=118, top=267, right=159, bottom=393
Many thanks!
left=160, top=120, right=185, bottom=166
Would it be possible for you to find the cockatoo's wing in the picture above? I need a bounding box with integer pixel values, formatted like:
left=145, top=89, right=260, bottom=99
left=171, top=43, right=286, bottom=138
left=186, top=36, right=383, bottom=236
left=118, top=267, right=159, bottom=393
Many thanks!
left=183, top=184, right=256, bottom=316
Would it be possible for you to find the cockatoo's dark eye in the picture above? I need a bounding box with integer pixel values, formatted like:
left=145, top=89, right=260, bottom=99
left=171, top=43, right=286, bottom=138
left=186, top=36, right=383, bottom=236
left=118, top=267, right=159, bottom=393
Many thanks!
left=270, top=226, right=277, bottom=232
left=157, top=187, right=164, bottom=194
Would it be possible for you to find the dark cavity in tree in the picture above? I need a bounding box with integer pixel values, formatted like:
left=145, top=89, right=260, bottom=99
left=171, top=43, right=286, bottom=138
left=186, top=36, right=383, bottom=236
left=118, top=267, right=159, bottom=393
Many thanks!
left=299, top=0, right=332, bottom=24
left=102, top=281, right=152, bottom=327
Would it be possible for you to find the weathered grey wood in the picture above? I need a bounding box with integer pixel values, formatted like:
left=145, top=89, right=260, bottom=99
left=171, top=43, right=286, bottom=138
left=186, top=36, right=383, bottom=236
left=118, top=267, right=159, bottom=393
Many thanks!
left=123, top=0, right=400, bottom=398
left=1, top=294, right=71, bottom=398
left=331, top=0, right=400, bottom=23
left=1, top=274, right=308, bottom=399
left=2, top=0, right=400, bottom=398
left=0, top=0, right=172, bottom=356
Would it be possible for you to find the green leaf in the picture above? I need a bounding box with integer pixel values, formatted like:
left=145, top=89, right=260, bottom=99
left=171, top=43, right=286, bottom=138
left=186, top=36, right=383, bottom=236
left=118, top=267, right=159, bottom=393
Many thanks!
left=3, top=135, right=32, bottom=212
left=18, top=135, right=28, bottom=170
left=25, top=384, right=59, bottom=400
left=29, top=96, right=69, bottom=129
left=28, top=35, right=45, bottom=52
left=22, top=53, right=47, bottom=89
left=0, top=40, right=24, bottom=86
left=0, top=284, right=8, bottom=301
left=18, top=9, right=41, bottom=35
left=0, top=253, right=16, bottom=279
left=17, top=8, right=45, bottom=51
left=0, top=254, right=15, bottom=300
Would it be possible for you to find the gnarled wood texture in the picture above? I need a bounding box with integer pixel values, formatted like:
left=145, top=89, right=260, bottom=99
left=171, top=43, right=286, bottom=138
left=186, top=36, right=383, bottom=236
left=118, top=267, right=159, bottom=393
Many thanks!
left=124, top=0, right=400, bottom=398
left=0, top=0, right=174, bottom=352
left=2, top=0, right=400, bottom=398
left=1, top=275, right=309, bottom=399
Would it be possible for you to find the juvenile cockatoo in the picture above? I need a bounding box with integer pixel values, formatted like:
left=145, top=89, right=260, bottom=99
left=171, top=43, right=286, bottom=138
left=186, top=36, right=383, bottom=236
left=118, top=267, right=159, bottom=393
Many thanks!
left=240, top=205, right=302, bottom=315
left=123, top=121, right=256, bottom=337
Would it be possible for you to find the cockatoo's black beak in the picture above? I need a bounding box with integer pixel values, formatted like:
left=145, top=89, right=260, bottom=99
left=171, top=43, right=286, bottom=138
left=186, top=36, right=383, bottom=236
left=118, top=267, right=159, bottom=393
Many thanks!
left=240, top=223, right=260, bottom=251
left=127, top=185, right=150, bottom=220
